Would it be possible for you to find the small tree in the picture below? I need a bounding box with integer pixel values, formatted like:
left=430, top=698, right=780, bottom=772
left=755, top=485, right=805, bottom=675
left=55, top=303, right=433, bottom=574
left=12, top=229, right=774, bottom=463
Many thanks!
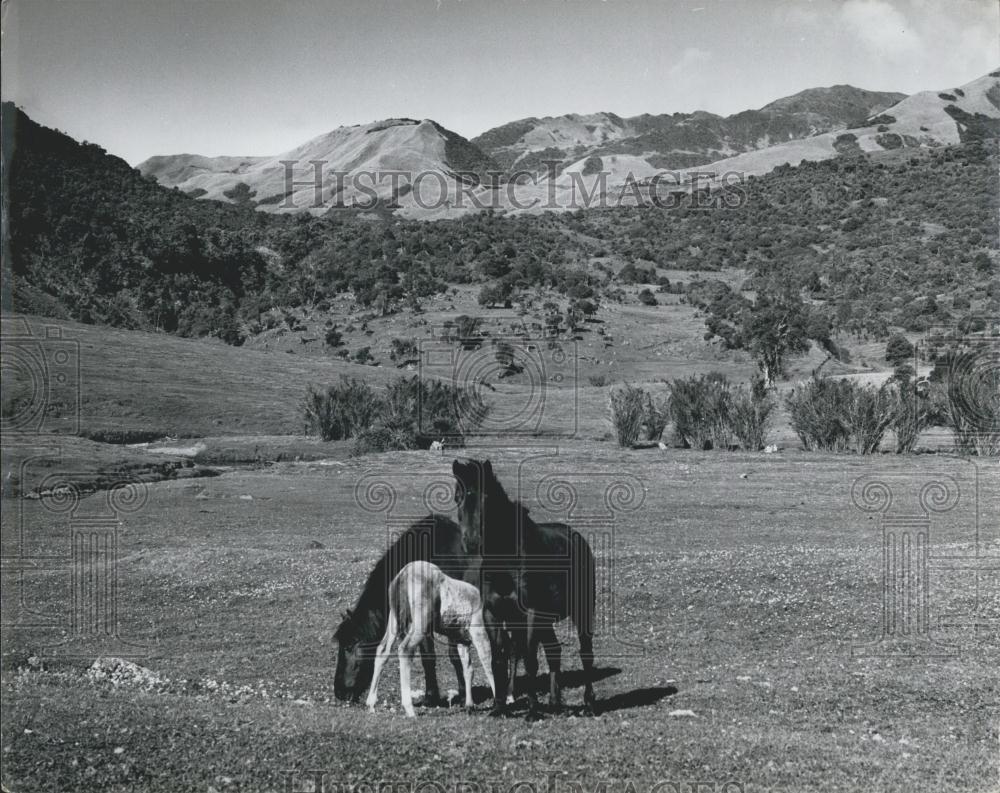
left=885, top=334, right=915, bottom=368
left=325, top=326, right=344, bottom=348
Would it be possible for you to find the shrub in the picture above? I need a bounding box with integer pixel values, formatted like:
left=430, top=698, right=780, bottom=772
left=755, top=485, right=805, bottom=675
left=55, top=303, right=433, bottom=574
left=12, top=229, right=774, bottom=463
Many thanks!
left=638, top=288, right=658, bottom=306
left=785, top=378, right=854, bottom=451
left=846, top=384, right=895, bottom=453
left=390, top=337, right=418, bottom=362
left=727, top=376, right=775, bottom=451
left=786, top=377, right=897, bottom=453
left=884, top=334, right=914, bottom=367
left=353, top=346, right=373, bottom=364
left=353, top=376, right=489, bottom=455
left=668, top=374, right=733, bottom=450
left=643, top=392, right=670, bottom=441
left=304, top=377, right=382, bottom=441
left=937, top=349, right=1000, bottom=455
left=325, top=327, right=343, bottom=347
left=609, top=384, right=647, bottom=448
left=887, top=376, right=940, bottom=453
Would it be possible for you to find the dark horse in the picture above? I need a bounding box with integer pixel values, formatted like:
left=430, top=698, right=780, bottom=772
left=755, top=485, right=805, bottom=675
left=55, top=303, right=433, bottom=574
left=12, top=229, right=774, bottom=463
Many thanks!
left=453, top=458, right=597, bottom=718
left=333, top=514, right=478, bottom=703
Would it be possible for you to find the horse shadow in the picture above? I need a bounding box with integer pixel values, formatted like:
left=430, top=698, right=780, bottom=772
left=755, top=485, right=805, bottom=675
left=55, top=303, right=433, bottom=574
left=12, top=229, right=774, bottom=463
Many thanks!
left=467, top=667, right=677, bottom=715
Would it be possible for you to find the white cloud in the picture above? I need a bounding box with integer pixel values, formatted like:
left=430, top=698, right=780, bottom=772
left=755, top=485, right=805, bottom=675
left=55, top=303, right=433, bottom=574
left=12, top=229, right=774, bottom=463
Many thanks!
left=840, top=0, right=924, bottom=61
left=668, top=47, right=713, bottom=79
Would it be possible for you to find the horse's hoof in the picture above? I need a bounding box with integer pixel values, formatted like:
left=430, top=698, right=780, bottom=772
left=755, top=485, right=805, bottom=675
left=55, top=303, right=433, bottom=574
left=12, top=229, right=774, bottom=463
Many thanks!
left=525, top=710, right=543, bottom=723
left=465, top=706, right=477, bottom=715
left=489, top=706, right=507, bottom=718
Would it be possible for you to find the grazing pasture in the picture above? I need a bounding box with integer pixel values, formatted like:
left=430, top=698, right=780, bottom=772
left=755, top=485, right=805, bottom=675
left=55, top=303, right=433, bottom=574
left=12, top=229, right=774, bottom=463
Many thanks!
left=2, top=446, right=997, bottom=792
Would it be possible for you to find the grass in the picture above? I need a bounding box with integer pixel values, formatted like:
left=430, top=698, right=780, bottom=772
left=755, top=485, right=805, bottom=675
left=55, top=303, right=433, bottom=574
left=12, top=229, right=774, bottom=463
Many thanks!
left=2, top=446, right=997, bottom=792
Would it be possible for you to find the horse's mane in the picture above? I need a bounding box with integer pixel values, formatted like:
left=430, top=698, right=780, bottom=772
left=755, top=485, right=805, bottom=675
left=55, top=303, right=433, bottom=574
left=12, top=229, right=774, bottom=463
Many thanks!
left=334, top=513, right=462, bottom=646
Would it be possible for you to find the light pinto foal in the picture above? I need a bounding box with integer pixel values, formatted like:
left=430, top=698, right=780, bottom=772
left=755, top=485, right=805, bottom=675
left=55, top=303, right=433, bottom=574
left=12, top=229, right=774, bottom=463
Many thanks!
left=366, top=561, right=495, bottom=717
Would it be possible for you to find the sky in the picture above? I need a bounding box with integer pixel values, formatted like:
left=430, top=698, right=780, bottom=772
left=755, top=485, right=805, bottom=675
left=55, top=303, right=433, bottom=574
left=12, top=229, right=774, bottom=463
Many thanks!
left=2, top=0, right=997, bottom=165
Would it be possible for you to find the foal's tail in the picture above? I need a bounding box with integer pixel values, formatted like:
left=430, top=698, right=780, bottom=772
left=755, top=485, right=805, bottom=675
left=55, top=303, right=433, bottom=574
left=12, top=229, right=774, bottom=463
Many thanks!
left=388, top=572, right=413, bottom=639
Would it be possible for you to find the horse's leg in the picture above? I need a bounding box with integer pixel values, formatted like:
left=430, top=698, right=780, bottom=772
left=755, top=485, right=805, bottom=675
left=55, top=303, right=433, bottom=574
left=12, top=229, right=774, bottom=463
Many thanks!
left=483, top=604, right=510, bottom=716
left=505, top=624, right=527, bottom=704
left=523, top=609, right=543, bottom=721
left=456, top=642, right=474, bottom=710
left=469, top=610, right=495, bottom=704
left=536, top=620, right=562, bottom=713
left=366, top=611, right=397, bottom=710
left=415, top=633, right=442, bottom=706
left=578, top=626, right=597, bottom=715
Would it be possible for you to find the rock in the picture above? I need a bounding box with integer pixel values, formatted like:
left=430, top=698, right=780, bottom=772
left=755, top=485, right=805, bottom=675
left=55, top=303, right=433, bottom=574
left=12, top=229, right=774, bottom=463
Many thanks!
left=238, top=494, right=253, bottom=501
left=307, top=540, right=325, bottom=550
left=764, top=444, right=779, bottom=454
left=657, top=442, right=668, bottom=450
left=668, top=709, right=697, bottom=718
left=739, top=473, right=749, bottom=479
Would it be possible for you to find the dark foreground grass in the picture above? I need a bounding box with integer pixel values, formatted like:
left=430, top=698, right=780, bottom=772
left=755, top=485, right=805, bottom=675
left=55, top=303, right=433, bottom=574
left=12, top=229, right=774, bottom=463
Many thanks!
left=2, top=446, right=997, bottom=792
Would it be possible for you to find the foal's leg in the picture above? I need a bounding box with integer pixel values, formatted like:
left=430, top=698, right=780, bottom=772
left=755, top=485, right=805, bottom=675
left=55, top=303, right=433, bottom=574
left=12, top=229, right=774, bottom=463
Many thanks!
left=536, top=621, right=563, bottom=713
left=398, top=628, right=423, bottom=718
left=456, top=642, right=474, bottom=710
left=366, top=610, right=397, bottom=710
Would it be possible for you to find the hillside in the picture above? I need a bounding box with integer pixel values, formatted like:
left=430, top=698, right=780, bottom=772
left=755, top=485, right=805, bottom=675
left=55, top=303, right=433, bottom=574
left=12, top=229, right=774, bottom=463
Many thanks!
left=5, top=91, right=997, bottom=353
left=666, top=70, right=1000, bottom=186
left=137, top=118, right=499, bottom=214
left=472, top=85, right=907, bottom=176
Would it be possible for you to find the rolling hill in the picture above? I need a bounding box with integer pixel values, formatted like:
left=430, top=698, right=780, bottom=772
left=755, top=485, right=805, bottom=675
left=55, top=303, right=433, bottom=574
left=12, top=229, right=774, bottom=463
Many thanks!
left=138, top=118, right=498, bottom=215
left=471, top=85, right=907, bottom=176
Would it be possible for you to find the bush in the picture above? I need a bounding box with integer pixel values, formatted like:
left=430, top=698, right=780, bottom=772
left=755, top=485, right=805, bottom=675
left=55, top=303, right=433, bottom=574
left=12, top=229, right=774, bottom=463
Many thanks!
left=668, top=374, right=733, bottom=450
left=609, top=384, right=646, bottom=448
left=390, top=337, right=418, bottom=362
left=352, top=376, right=490, bottom=455
left=785, top=378, right=854, bottom=451
left=727, top=376, right=775, bottom=451
left=305, top=375, right=489, bottom=451
left=304, top=377, right=382, bottom=441
left=846, top=384, right=895, bottom=453
left=887, top=376, right=939, bottom=453
left=785, top=377, right=896, bottom=453
left=643, top=392, right=669, bottom=441
left=638, top=288, right=658, bottom=306
left=325, top=327, right=343, bottom=347
left=938, top=349, right=1000, bottom=455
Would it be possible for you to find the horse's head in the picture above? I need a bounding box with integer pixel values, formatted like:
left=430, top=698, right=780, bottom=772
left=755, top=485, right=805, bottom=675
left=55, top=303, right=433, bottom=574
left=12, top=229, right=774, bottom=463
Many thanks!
left=333, top=608, right=375, bottom=702
left=452, top=458, right=498, bottom=540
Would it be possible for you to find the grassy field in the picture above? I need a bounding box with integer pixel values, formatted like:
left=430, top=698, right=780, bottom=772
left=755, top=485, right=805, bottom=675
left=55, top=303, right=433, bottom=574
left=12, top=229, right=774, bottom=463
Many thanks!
left=2, top=445, right=997, bottom=792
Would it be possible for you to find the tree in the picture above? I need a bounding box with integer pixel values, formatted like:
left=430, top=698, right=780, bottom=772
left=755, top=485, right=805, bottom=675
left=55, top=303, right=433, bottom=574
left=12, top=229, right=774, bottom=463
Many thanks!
left=744, top=292, right=814, bottom=386
left=885, top=334, right=914, bottom=368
